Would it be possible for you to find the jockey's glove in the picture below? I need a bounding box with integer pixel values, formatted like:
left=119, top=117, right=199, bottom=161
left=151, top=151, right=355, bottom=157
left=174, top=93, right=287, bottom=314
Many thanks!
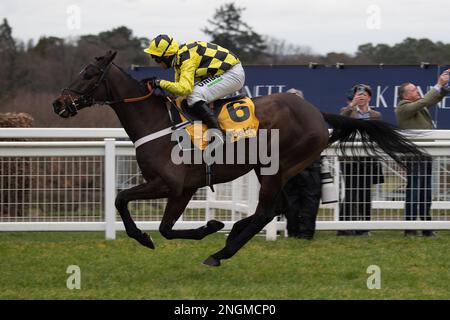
left=140, top=77, right=160, bottom=89
left=150, top=78, right=161, bottom=89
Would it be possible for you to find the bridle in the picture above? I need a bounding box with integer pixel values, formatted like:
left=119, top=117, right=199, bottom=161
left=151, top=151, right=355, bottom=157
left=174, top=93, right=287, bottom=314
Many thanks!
left=58, top=59, right=154, bottom=117
left=60, top=61, right=112, bottom=116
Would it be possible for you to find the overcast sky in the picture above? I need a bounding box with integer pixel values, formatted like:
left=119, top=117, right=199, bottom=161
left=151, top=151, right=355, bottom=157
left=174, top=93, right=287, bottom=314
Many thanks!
left=1, top=0, right=449, bottom=55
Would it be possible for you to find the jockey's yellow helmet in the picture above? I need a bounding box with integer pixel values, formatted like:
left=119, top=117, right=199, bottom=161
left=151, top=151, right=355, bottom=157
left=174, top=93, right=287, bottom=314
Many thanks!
left=144, top=34, right=179, bottom=57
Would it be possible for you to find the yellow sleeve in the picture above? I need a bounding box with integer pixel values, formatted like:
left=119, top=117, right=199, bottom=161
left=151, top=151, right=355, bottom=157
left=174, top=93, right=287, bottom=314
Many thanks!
left=159, top=60, right=196, bottom=97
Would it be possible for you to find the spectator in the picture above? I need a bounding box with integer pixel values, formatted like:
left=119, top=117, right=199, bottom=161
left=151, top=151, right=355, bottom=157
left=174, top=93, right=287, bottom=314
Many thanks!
left=395, top=69, right=450, bottom=237
left=283, top=158, right=322, bottom=240
left=338, top=84, right=384, bottom=236
left=282, top=88, right=322, bottom=240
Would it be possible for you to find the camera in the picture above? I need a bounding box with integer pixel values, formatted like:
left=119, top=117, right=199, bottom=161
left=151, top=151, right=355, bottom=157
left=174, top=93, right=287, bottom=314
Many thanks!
left=353, top=84, right=372, bottom=97
left=355, top=86, right=366, bottom=95
left=443, top=72, right=450, bottom=93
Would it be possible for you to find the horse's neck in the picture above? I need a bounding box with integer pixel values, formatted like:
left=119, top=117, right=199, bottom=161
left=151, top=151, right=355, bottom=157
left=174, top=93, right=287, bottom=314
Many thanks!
left=107, top=68, right=171, bottom=143
left=113, top=97, right=170, bottom=143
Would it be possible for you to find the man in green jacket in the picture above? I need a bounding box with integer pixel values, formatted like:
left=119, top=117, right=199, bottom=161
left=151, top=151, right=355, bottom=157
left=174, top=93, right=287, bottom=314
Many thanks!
left=395, top=69, right=450, bottom=237
left=396, top=70, right=450, bottom=129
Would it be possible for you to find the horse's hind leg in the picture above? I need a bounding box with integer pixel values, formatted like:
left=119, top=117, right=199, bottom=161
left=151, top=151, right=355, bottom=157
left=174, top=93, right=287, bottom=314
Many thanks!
left=224, top=170, right=287, bottom=245
left=159, top=190, right=225, bottom=240
left=225, top=216, right=253, bottom=245
left=115, top=178, right=170, bottom=249
left=203, top=175, right=283, bottom=266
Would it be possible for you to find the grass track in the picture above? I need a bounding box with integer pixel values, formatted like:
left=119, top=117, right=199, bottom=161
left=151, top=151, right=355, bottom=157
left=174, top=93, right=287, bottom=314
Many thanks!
left=1, top=231, right=449, bottom=299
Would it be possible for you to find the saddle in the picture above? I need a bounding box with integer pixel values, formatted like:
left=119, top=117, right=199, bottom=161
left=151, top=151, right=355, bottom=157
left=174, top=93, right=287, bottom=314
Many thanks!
left=169, top=94, right=259, bottom=149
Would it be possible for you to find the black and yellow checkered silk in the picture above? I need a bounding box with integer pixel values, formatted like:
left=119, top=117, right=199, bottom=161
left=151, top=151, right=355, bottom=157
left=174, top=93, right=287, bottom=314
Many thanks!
left=178, top=41, right=239, bottom=78
left=159, top=41, right=240, bottom=97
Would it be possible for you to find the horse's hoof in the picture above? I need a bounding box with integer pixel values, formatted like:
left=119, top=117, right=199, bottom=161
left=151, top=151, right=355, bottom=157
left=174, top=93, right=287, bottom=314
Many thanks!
left=139, top=232, right=155, bottom=249
left=206, top=220, right=225, bottom=233
left=203, top=256, right=221, bottom=267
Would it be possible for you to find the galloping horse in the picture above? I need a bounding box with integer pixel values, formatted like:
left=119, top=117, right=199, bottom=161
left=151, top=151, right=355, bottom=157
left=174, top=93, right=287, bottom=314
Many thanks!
left=53, top=51, right=426, bottom=266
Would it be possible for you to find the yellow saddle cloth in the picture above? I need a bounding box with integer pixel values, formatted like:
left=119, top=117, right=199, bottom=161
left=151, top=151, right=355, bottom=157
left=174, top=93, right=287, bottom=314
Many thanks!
left=177, top=97, right=260, bottom=150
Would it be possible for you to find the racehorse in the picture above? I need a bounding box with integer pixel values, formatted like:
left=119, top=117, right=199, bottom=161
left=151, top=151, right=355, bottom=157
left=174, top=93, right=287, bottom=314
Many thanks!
left=52, top=51, right=426, bottom=266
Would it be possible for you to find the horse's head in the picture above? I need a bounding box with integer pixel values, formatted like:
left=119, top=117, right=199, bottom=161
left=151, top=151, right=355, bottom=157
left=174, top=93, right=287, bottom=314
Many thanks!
left=52, top=50, right=117, bottom=118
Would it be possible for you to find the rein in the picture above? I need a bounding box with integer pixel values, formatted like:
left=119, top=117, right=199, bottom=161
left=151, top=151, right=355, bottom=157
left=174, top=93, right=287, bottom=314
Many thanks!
left=61, top=61, right=155, bottom=114
left=103, top=81, right=155, bottom=105
left=93, top=62, right=155, bottom=105
left=123, top=83, right=154, bottom=103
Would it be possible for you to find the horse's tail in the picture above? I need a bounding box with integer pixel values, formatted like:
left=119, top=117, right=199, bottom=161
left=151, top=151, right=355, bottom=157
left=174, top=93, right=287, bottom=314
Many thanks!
left=321, top=112, right=429, bottom=166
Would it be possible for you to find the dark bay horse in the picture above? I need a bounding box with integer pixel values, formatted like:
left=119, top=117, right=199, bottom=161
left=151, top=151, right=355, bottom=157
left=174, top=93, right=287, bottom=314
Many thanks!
left=52, top=51, right=426, bottom=266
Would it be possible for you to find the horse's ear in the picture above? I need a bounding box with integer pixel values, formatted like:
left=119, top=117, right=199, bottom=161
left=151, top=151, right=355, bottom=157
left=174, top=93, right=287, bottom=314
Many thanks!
left=107, top=50, right=117, bottom=62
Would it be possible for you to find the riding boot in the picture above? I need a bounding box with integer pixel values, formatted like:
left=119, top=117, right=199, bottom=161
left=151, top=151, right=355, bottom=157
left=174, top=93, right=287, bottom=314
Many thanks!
left=192, top=101, right=224, bottom=143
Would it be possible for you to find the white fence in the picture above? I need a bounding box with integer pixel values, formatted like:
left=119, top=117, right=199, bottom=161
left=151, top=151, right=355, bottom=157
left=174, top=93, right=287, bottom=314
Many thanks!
left=1, top=128, right=450, bottom=240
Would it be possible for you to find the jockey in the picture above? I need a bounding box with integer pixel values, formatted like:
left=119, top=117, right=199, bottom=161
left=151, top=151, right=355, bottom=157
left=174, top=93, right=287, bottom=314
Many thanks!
left=143, top=34, right=245, bottom=142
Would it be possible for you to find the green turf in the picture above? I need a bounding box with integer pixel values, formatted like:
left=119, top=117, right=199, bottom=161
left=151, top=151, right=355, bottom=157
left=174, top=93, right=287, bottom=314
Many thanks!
left=0, top=230, right=449, bottom=299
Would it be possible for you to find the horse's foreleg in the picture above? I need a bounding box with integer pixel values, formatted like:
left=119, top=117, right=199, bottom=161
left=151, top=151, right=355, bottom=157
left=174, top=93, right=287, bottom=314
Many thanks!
left=159, top=190, right=225, bottom=240
left=115, top=179, right=170, bottom=249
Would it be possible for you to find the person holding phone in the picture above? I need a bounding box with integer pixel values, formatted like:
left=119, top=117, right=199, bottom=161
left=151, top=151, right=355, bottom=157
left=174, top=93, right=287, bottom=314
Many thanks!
left=338, top=84, right=384, bottom=236
left=395, top=69, right=450, bottom=237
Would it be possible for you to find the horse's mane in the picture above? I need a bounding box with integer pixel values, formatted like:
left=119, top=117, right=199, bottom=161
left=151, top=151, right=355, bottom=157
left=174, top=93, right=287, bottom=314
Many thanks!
left=94, top=52, right=163, bottom=100
left=111, top=62, right=150, bottom=96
